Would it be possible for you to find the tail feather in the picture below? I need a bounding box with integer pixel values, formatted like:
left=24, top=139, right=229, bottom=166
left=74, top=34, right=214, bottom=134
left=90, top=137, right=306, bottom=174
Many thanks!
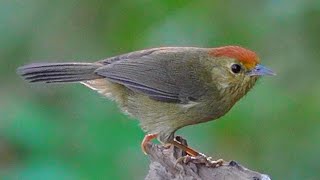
left=17, top=62, right=103, bottom=83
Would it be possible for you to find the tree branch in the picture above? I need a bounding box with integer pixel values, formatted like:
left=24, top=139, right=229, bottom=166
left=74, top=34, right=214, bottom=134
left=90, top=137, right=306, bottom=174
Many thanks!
left=145, top=136, right=271, bottom=180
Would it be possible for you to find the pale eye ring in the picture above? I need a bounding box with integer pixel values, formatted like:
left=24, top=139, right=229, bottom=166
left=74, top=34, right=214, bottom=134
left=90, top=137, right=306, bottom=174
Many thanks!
left=231, top=64, right=242, bottom=74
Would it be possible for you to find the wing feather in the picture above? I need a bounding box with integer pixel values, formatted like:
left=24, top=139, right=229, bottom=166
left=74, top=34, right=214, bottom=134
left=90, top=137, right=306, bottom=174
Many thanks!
left=95, top=47, right=210, bottom=103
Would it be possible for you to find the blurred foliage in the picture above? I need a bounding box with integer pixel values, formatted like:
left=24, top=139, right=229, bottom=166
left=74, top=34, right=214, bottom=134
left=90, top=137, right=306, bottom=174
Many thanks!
left=1, top=0, right=320, bottom=179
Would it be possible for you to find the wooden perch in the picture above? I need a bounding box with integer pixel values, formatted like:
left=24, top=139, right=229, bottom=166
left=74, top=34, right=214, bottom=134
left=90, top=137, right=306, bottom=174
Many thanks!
left=145, top=136, right=271, bottom=180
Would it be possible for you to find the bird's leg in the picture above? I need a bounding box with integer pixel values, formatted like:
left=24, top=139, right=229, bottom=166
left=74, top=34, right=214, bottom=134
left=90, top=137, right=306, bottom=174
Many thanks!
left=141, top=134, right=224, bottom=167
left=141, top=133, right=158, bottom=154
left=170, top=139, right=200, bottom=157
left=172, top=138, right=224, bottom=167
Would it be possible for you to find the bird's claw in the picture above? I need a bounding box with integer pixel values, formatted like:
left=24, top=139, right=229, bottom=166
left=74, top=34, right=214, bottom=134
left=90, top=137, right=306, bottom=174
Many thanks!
left=175, top=154, right=224, bottom=168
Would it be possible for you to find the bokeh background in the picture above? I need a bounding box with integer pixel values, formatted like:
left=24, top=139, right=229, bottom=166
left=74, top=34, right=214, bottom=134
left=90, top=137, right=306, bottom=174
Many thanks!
left=1, top=0, right=320, bottom=179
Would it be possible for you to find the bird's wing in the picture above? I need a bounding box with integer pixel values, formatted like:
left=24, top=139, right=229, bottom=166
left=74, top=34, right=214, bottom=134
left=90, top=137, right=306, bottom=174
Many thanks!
left=95, top=47, right=211, bottom=103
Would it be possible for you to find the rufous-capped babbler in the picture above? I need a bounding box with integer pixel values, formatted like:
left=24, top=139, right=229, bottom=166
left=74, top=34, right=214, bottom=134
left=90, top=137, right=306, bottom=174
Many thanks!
left=17, top=46, right=275, bottom=166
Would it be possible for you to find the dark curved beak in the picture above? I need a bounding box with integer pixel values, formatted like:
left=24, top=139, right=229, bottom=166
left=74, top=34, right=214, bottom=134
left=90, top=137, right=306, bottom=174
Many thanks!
left=246, top=64, right=276, bottom=76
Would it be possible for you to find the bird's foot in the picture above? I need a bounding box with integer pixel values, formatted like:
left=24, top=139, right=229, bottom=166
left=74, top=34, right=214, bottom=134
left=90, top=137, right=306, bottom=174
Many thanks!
left=171, top=136, right=224, bottom=167
left=176, top=154, right=224, bottom=168
left=141, top=133, right=158, bottom=154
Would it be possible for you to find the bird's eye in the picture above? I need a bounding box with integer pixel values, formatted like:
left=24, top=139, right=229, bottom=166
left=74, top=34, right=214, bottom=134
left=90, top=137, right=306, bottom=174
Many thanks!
left=231, top=64, right=242, bottom=74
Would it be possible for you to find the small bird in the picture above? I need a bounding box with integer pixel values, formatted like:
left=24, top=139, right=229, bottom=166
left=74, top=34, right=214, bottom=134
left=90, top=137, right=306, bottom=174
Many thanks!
left=17, top=46, right=275, bottom=164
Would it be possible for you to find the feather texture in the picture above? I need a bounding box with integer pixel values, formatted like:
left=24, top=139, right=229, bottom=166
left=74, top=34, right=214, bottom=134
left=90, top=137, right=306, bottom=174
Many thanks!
left=209, top=46, right=259, bottom=69
left=17, top=62, right=103, bottom=83
left=95, top=47, right=211, bottom=103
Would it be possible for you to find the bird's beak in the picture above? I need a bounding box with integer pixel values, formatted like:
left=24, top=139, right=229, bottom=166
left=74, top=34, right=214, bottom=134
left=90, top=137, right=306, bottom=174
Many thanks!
left=246, top=64, right=276, bottom=76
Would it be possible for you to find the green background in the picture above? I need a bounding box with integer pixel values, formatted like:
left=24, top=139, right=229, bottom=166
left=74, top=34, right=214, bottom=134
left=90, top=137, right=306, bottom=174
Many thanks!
left=1, top=0, right=320, bottom=179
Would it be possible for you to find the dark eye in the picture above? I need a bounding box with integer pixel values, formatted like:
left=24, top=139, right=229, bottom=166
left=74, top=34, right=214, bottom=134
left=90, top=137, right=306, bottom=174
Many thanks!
left=231, top=64, right=241, bottom=74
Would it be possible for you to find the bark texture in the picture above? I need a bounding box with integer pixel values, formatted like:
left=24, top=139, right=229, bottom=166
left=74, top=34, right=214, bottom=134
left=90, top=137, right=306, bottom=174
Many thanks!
left=145, top=137, right=271, bottom=180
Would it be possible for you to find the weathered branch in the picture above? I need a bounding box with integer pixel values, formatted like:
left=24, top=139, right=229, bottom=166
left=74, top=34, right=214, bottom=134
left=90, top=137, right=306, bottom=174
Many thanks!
left=145, top=137, right=271, bottom=180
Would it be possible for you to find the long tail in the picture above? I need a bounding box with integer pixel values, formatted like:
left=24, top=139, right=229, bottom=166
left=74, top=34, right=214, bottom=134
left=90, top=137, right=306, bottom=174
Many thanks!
left=17, top=62, right=103, bottom=83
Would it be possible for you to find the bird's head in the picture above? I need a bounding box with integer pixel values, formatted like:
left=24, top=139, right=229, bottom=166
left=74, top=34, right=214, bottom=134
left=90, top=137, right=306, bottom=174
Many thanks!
left=208, top=46, right=275, bottom=100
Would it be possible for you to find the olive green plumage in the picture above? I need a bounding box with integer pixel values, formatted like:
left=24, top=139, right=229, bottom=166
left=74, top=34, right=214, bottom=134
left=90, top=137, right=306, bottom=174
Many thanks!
left=17, top=46, right=273, bottom=144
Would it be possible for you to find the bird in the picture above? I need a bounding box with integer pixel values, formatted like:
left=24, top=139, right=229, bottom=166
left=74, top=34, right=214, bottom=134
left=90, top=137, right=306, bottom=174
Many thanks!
left=17, top=46, right=275, bottom=164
